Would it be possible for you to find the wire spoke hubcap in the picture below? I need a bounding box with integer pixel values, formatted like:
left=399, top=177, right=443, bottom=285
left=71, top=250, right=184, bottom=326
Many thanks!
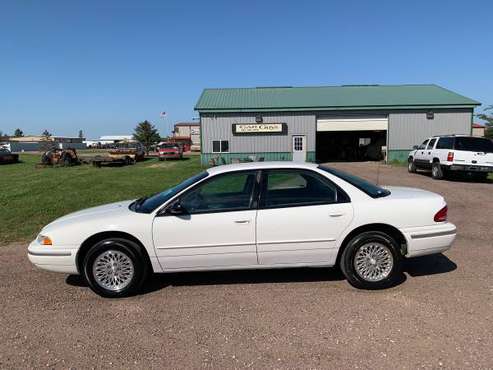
left=354, top=242, right=393, bottom=282
left=93, top=250, right=135, bottom=292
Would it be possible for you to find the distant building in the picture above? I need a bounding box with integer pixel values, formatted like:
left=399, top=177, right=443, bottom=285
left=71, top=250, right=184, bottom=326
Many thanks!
left=195, top=84, right=480, bottom=164
left=173, top=122, right=200, bottom=151
left=7, top=136, right=86, bottom=152
left=98, top=135, right=134, bottom=144
left=472, top=123, right=485, bottom=137
left=84, top=135, right=134, bottom=148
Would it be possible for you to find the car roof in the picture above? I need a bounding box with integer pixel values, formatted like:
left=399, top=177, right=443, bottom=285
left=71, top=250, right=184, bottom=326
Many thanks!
left=206, top=161, right=320, bottom=175
left=430, top=135, right=476, bottom=138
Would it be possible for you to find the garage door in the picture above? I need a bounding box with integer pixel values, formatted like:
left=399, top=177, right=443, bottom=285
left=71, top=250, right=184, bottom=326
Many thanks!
left=317, top=116, right=388, bottom=132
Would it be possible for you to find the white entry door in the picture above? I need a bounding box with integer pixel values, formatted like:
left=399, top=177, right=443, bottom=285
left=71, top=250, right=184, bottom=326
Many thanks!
left=292, top=135, right=306, bottom=162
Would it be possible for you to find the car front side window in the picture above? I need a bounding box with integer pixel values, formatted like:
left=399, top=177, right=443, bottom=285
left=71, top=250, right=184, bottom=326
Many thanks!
left=427, top=138, right=436, bottom=149
left=179, top=171, right=258, bottom=214
left=418, top=139, right=429, bottom=150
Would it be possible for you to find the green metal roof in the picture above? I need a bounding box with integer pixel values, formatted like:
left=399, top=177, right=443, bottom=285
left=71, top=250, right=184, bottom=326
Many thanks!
left=195, top=84, right=480, bottom=113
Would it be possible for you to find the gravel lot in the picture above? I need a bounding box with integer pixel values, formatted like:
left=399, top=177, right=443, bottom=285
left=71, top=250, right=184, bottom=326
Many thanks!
left=1, top=163, right=492, bottom=369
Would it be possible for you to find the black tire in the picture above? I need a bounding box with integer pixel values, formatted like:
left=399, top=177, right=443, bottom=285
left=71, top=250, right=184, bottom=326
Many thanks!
left=407, top=158, right=416, bottom=173
left=83, top=238, right=148, bottom=298
left=340, top=231, right=402, bottom=290
left=431, top=162, right=444, bottom=180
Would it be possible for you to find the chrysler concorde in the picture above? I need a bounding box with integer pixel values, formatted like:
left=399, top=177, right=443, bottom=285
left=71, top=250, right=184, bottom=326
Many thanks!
left=28, top=162, right=456, bottom=297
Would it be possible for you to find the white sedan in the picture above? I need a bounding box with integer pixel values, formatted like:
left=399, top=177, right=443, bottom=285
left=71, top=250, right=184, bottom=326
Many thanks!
left=28, top=162, right=456, bottom=297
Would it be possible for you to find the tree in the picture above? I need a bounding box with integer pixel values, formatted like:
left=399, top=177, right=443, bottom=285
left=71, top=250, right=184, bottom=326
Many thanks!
left=78, top=130, right=84, bottom=139
left=42, top=129, right=52, bottom=137
left=133, top=120, right=160, bottom=154
left=476, top=105, right=493, bottom=138
left=14, top=128, right=24, bottom=137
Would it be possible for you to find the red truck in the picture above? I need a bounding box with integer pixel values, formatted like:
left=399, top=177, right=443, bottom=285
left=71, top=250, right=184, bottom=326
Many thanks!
left=158, top=142, right=183, bottom=161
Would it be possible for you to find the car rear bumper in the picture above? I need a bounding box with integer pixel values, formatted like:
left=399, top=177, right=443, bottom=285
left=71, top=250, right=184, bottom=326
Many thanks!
left=447, top=164, right=493, bottom=172
left=27, top=241, right=78, bottom=274
left=159, top=153, right=181, bottom=158
left=401, top=222, right=457, bottom=258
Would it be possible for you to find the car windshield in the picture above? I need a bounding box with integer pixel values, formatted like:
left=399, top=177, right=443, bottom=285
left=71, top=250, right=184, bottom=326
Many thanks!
left=160, top=144, right=178, bottom=149
left=318, top=165, right=391, bottom=198
left=454, top=137, right=493, bottom=153
left=131, top=171, right=208, bottom=213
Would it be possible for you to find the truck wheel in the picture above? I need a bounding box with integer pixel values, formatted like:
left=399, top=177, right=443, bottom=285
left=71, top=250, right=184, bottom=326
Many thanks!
left=408, top=158, right=416, bottom=173
left=431, top=162, right=444, bottom=180
left=340, top=231, right=402, bottom=290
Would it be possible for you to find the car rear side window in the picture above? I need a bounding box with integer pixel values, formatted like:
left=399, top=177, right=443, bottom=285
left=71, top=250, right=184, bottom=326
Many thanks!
left=260, top=169, right=348, bottom=209
left=318, top=165, right=390, bottom=198
left=436, top=137, right=454, bottom=149
left=454, top=137, right=493, bottom=153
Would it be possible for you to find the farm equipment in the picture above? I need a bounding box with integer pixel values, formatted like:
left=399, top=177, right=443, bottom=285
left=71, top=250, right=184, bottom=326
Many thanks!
left=107, top=141, right=145, bottom=165
left=40, top=148, right=80, bottom=167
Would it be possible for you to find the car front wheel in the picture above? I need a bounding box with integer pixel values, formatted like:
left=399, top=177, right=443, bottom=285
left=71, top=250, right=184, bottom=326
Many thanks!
left=340, top=231, right=402, bottom=290
left=408, top=158, right=416, bottom=173
left=83, top=238, right=148, bottom=298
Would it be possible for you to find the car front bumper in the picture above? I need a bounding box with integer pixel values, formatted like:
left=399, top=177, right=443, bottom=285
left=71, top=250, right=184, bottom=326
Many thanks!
left=27, top=241, right=79, bottom=274
left=401, top=222, right=457, bottom=258
left=159, top=153, right=181, bottom=158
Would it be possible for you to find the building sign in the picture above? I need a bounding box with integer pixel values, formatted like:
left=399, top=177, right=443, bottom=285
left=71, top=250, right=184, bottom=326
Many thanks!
left=232, top=123, right=287, bottom=136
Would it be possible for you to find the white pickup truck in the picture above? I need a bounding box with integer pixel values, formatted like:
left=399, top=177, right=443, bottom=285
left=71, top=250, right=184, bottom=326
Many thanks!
left=408, top=135, right=493, bottom=180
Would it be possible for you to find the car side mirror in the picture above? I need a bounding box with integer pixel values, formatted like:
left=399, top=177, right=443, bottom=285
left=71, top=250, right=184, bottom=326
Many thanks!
left=167, top=201, right=187, bottom=216
left=412, top=145, right=419, bottom=150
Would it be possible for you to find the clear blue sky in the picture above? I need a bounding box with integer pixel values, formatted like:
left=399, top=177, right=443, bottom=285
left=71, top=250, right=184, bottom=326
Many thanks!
left=1, top=0, right=491, bottom=138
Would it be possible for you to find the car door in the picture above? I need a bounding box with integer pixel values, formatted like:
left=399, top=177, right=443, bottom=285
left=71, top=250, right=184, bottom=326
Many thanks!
left=421, top=138, right=436, bottom=167
left=152, top=170, right=259, bottom=270
left=414, top=139, right=429, bottom=167
left=256, top=169, right=353, bottom=266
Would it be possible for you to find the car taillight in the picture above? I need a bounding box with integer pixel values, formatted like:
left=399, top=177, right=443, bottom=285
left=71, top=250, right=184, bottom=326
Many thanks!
left=434, top=205, right=448, bottom=222
left=447, top=152, right=454, bottom=162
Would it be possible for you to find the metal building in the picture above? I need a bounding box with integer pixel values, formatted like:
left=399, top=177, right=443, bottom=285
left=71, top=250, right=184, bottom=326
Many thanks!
left=194, top=84, right=480, bottom=165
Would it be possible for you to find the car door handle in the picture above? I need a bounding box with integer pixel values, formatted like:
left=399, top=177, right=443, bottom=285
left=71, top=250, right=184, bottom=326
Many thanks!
left=329, top=213, right=344, bottom=217
left=234, top=220, right=251, bottom=224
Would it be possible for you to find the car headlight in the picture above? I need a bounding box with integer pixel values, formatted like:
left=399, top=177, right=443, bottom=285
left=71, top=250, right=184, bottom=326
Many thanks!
left=37, top=234, right=53, bottom=246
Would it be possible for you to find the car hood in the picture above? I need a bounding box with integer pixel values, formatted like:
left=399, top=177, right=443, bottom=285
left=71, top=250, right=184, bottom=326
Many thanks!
left=43, top=200, right=134, bottom=230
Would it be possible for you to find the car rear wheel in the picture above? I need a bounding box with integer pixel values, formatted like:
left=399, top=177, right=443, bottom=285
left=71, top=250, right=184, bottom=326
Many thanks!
left=83, top=238, right=148, bottom=298
left=408, top=158, right=416, bottom=173
left=431, top=162, right=444, bottom=180
left=340, top=231, right=402, bottom=290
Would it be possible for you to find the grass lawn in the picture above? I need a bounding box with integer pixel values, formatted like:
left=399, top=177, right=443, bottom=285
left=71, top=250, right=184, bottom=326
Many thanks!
left=0, top=154, right=203, bottom=244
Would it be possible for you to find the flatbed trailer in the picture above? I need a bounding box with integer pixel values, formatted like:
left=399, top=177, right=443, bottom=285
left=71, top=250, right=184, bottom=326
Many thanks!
left=90, top=155, right=135, bottom=167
